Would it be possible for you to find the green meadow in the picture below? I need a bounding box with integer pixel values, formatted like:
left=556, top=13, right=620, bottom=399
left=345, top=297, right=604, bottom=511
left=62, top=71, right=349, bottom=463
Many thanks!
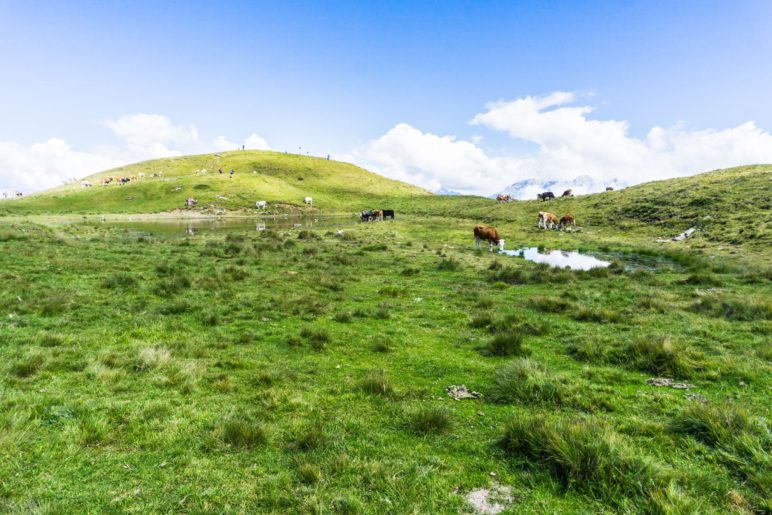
left=0, top=154, right=770, bottom=513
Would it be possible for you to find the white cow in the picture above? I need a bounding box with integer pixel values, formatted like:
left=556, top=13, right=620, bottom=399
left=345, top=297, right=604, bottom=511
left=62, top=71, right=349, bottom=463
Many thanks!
left=81, top=181, right=93, bottom=187
left=304, top=197, right=313, bottom=205
left=255, top=200, right=267, bottom=209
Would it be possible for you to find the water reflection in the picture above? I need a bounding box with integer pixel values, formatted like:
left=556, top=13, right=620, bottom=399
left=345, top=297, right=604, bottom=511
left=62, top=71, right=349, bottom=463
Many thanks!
left=102, top=216, right=357, bottom=236
left=500, top=247, right=610, bottom=271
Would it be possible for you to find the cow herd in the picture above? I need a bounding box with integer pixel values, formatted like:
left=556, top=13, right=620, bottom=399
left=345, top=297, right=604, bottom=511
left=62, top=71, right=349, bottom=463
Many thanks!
left=360, top=209, right=395, bottom=222
left=538, top=211, right=575, bottom=230
left=473, top=210, right=578, bottom=253
left=97, top=175, right=144, bottom=186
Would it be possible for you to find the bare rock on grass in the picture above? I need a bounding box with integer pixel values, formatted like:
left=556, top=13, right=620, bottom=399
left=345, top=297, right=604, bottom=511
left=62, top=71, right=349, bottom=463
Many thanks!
left=447, top=385, right=481, bottom=401
left=465, top=484, right=513, bottom=514
left=646, top=377, right=695, bottom=389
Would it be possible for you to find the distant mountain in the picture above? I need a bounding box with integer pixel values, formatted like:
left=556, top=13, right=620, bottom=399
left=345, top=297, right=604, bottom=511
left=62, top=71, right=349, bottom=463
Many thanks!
left=434, top=188, right=463, bottom=196
left=496, top=176, right=622, bottom=200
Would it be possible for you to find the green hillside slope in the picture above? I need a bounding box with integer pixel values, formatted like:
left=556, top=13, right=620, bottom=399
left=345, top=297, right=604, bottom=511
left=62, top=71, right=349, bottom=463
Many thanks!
left=395, top=165, right=771, bottom=248
left=1, top=151, right=430, bottom=215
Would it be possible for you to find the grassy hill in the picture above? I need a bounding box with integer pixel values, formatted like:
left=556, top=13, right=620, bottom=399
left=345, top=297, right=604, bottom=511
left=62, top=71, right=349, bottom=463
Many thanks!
left=0, top=162, right=770, bottom=512
left=392, top=164, right=772, bottom=249
left=0, top=150, right=430, bottom=215
left=2, top=157, right=769, bottom=249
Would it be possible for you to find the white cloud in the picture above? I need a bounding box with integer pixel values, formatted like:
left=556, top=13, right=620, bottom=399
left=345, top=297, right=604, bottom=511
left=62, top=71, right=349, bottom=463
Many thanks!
left=0, top=115, right=272, bottom=194
left=351, top=92, right=772, bottom=197
left=345, top=123, right=516, bottom=196
left=103, top=113, right=199, bottom=158
left=213, top=136, right=239, bottom=152
left=0, top=138, right=121, bottom=195
left=244, top=134, right=271, bottom=150
left=214, top=133, right=271, bottom=151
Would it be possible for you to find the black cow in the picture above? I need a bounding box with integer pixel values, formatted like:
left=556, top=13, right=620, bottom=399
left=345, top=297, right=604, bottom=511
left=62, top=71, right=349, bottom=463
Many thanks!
left=360, top=210, right=374, bottom=222
left=537, top=191, right=555, bottom=201
left=382, top=209, right=395, bottom=220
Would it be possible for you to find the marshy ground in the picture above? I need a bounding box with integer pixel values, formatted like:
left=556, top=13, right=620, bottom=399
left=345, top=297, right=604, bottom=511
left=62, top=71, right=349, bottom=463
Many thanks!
left=0, top=215, right=769, bottom=513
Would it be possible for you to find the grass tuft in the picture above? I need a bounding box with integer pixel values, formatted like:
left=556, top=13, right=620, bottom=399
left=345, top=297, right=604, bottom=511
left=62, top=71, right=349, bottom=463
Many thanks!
left=359, top=369, right=394, bottom=396
left=299, top=327, right=331, bottom=350
left=488, top=359, right=566, bottom=405
left=500, top=414, right=664, bottom=506
left=220, top=418, right=267, bottom=448
left=481, top=333, right=530, bottom=357
left=408, top=406, right=452, bottom=435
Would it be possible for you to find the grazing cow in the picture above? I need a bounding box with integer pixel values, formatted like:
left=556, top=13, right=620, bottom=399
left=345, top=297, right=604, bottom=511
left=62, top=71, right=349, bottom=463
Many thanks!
left=119, top=177, right=130, bottom=185
left=100, top=177, right=112, bottom=186
left=15, top=191, right=23, bottom=197
left=474, top=224, right=503, bottom=252
left=537, top=211, right=559, bottom=230
left=537, top=191, right=555, bottom=201
left=255, top=200, right=267, bottom=209
left=561, top=189, right=573, bottom=197
left=304, top=196, right=313, bottom=205
left=360, top=210, right=374, bottom=222
left=382, top=209, right=395, bottom=220
left=185, top=197, right=197, bottom=207
left=81, top=181, right=92, bottom=188
left=606, top=186, right=614, bottom=191
left=138, top=173, right=146, bottom=179
left=496, top=194, right=512, bottom=204
left=559, top=213, right=576, bottom=229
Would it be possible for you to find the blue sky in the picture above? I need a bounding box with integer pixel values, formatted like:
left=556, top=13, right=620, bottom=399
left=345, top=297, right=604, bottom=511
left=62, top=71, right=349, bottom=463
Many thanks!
left=1, top=0, right=772, bottom=195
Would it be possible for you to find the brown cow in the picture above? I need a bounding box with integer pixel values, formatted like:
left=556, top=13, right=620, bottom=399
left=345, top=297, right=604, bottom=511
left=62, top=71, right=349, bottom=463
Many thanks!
left=496, top=194, right=512, bottom=204
left=474, top=224, right=502, bottom=252
left=559, top=213, right=576, bottom=229
left=561, top=189, right=573, bottom=197
left=537, top=211, right=559, bottom=230
left=373, top=209, right=384, bottom=221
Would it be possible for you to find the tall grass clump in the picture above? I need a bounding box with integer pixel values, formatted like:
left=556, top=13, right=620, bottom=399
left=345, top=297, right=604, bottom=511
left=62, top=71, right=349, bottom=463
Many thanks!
left=39, top=293, right=71, bottom=315
left=219, top=417, right=267, bottom=448
left=299, top=327, right=331, bottom=350
left=623, top=337, right=694, bottom=377
left=669, top=402, right=758, bottom=448
left=289, top=418, right=327, bottom=451
left=9, top=351, right=46, bottom=378
left=134, top=346, right=171, bottom=371
left=437, top=258, right=461, bottom=271
left=153, top=274, right=191, bottom=297
left=488, top=359, right=566, bottom=405
left=679, top=273, right=724, bottom=287
left=571, top=307, right=622, bottom=324
left=691, top=296, right=772, bottom=321
left=407, top=407, right=452, bottom=435
left=500, top=414, right=664, bottom=506
left=527, top=296, right=573, bottom=313
left=481, top=333, right=530, bottom=357
left=102, top=272, right=137, bottom=289
left=359, top=369, right=394, bottom=397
